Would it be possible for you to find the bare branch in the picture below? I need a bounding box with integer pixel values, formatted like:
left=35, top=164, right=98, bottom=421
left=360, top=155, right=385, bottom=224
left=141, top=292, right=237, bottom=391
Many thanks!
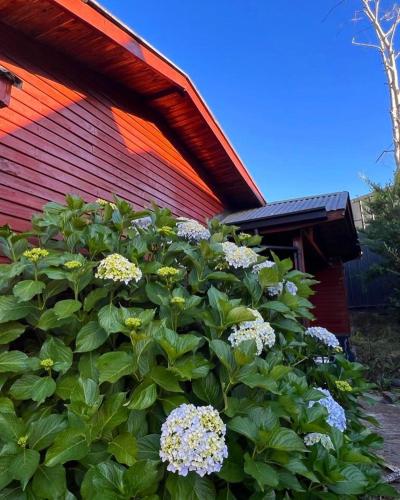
left=321, top=0, right=346, bottom=23
left=376, top=148, right=395, bottom=163
left=352, top=36, right=383, bottom=50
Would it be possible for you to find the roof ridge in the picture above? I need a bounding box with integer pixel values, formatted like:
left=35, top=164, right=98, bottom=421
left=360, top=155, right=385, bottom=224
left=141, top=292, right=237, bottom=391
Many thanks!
left=265, top=191, right=348, bottom=207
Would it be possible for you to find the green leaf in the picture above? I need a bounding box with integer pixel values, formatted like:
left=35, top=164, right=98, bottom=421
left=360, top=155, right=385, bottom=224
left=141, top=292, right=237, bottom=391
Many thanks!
left=150, top=366, right=183, bottom=393
left=108, top=433, right=137, bottom=466
left=264, top=428, right=306, bottom=452
left=262, top=301, right=290, bottom=313
left=166, top=473, right=216, bottom=500
left=172, top=355, right=211, bottom=380
left=123, top=460, right=159, bottom=496
left=137, top=434, right=160, bottom=461
left=145, top=282, right=169, bottom=305
left=10, top=374, right=41, bottom=400
left=0, top=412, right=25, bottom=440
left=29, top=414, right=67, bottom=451
left=92, top=393, right=128, bottom=437
left=0, top=296, right=34, bottom=324
left=97, top=352, right=134, bottom=383
left=32, top=464, right=67, bottom=499
left=0, top=456, right=13, bottom=490
left=37, top=309, right=69, bottom=331
left=40, top=337, right=73, bottom=374
left=205, top=272, right=239, bottom=282
left=10, top=448, right=40, bottom=490
left=244, top=454, right=278, bottom=490
left=32, top=377, right=56, bottom=403
left=192, top=372, right=222, bottom=406
left=76, top=321, right=108, bottom=352
left=258, top=266, right=279, bottom=287
left=0, top=350, right=28, bottom=373
left=54, top=299, right=81, bottom=319
left=81, top=461, right=125, bottom=500
left=98, top=304, right=123, bottom=334
left=210, top=340, right=235, bottom=371
left=155, top=327, right=201, bottom=362
left=228, top=416, right=258, bottom=442
left=0, top=322, right=26, bottom=344
left=238, top=373, right=278, bottom=393
left=13, top=280, right=45, bottom=302
left=84, top=287, right=109, bottom=312
left=45, top=428, right=89, bottom=466
left=226, top=306, right=256, bottom=325
left=128, top=382, right=157, bottom=410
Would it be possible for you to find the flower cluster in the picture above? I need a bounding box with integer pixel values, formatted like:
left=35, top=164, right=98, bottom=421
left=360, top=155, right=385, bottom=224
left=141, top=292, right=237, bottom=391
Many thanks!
left=158, top=226, right=176, bottom=237
left=267, top=282, right=284, bottom=297
left=228, top=309, right=275, bottom=355
left=124, top=317, right=142, bottom=329
left=305, top=326, right=340, bottom=349
left=23, top=248, right=49, bottom=263
left=221, top=241, right=258, bottom=269
left=40, top=358, right=54, bottom=370
left=310, top=388, right=347, bottom=432
left=285, top=280, right=298, bottom=296
left=64, top=260, right=82, bottom=270
left=252, top=259, right=275, bottom=274
left=160, top=404, right=227, bottom=477
left=131, top=216, right=152, bottom=230
left=304, top=433, right=334, bottom=450
left=170, top=296, right=185, bottom=306
left=96, top=198, right=117, bottom=210
left=17, top=435, right=28, bottom=448
left=176, top=218, right=210, bottom=242
left=157, top=266, right=180, bottom=278
left=335, top=380, right=352, bottom=392
left=95, top=254, right=142, bottom=285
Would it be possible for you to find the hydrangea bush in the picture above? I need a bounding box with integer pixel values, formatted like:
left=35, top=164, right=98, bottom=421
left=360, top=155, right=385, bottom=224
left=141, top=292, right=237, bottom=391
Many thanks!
left=0, top=195, right=395, bottom=499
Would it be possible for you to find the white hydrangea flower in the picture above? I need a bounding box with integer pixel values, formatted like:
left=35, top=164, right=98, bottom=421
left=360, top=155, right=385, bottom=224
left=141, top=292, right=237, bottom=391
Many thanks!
left=176, top=218, right=210, bottom=241
left=222, top=241, right=258, bottom=269
left=228, top=309, right=275, bottom=355
left=160, top=404, right=227, bottom=477
left=309, top=388, right=347, bottom=432
left=95, top=253, right=142, bottom=284
left=267, top=282, right=284, bottom=297
left=285, top=280, right=298, bottom=296
left=252, top=260, right=275, bottom=274
left=305, top=326, right=340, bottom=349
left=304, top=433, right=334, bottom=450
left=131, top=216, right=152, bottom=230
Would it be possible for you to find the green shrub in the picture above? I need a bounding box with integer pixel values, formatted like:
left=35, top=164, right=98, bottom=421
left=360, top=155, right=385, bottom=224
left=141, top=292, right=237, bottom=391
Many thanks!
left=0, top=195, right=395, bottom=499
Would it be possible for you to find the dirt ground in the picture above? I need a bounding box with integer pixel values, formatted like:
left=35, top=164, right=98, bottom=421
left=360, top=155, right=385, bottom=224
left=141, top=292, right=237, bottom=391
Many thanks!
left=364, top=398, right=400, bottom=494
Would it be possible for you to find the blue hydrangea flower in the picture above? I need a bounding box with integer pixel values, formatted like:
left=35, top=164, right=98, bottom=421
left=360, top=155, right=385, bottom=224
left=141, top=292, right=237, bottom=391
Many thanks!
left=310, top=388, right=347, bottom=432
left=160, top=404, right=228, bottom=476
left=305, top=326, right=340, bottom=349
left=285, top=280, right=298, bottom=295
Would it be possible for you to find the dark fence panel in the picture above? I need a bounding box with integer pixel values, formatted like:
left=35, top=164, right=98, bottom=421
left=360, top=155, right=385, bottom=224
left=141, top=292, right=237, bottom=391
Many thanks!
left=345, top=245, right=394, bottom=309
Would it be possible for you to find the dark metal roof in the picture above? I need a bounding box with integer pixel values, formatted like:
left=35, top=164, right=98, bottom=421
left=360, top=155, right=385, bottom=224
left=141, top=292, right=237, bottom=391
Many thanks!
left=220, top=192, right=350, bottom=225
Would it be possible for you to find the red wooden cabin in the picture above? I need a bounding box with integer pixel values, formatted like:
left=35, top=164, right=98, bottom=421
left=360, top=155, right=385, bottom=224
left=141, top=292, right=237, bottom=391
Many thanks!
left=0, top=0, right=360, bottom=342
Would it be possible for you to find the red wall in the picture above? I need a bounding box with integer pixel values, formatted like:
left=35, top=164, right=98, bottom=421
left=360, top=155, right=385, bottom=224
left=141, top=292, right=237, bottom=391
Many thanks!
left=0, top=25, right=224, bottom=232
left=311, top=262, right=351, bottom=335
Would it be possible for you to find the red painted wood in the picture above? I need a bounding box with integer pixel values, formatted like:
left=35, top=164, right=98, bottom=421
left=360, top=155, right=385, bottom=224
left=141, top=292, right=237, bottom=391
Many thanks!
left=0, top=0, right=265, bottom=208
left=0, top=76, right=11, bottom=108
left=311, top=262, right=351, bottom=335
left=0, top=25, right=226, bottom=230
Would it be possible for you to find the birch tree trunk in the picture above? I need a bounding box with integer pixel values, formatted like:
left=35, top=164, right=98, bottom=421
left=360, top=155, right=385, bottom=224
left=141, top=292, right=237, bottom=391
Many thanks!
left=353, top=0, right=400, bottom=184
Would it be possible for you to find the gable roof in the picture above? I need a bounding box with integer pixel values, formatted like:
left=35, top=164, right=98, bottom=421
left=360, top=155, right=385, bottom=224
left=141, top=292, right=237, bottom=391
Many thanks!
left=0, top=0, right=264, bottom=209
left=220, top=192, right=350, bottom=225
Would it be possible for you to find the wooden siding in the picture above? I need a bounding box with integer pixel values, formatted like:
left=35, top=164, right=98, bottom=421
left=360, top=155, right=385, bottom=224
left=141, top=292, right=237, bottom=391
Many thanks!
left=0, top=24, right=225, bottom=232
left=311, top=262, right=351, bottom=335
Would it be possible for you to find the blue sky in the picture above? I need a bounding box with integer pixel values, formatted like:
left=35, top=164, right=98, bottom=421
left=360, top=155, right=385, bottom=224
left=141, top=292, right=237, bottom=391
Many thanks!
left=101, top=0, right=395, bottom=202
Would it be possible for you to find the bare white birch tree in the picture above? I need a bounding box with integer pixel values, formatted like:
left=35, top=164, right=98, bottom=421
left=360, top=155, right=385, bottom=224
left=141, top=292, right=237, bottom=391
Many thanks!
left=353, top=1, right=400, bottom=184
